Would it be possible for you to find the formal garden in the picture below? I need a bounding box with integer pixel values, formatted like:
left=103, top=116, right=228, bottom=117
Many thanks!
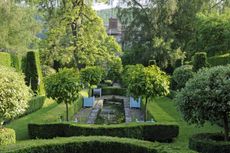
left=0, top=1, right=230, bottom=153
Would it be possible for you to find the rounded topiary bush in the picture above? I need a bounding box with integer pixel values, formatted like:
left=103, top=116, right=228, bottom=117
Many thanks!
left=0, top=128, right=16, bottom=145
left=172, top=65, right=194, bottom=90
left=189, top=133, right=230, bottom=153
left=176, top=65, right=230, bottom=142
left=0, top=66, right=31, bottom=125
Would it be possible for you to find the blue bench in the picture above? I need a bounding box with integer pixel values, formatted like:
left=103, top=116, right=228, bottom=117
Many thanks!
left=130, top=97, right=141, bottom=108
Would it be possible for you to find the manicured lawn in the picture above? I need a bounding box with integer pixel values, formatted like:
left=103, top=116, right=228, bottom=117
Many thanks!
left=147, top=97, right=221, bottom=152
left=6, top=90, right=88, bottom=140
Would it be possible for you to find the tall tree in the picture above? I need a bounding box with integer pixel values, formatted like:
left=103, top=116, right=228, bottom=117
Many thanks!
left=0, top=0, right=40, bottom=55
left=38, top=0, right=121, bottom=69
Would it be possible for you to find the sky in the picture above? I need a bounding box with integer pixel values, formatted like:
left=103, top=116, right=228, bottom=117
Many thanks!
left=92, top=0, right=121, bottom=10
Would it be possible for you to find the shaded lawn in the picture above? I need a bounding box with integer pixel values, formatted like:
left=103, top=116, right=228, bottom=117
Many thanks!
left=147, top=97, right=221, bottom=152
left=6, top=90, right=88, bottom=140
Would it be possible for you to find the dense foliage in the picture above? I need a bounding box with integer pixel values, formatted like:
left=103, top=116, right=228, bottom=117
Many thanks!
left=45, top=68, right=82, bottom=121
left=0, top=1, right=40, bottom=54
left=172, top=65, right=194, bottom=90
left=0, top=66, right=31, bottom=125
left=176, top=65, right=230, bottom=141
left=28, top=123, right=179, bottom=142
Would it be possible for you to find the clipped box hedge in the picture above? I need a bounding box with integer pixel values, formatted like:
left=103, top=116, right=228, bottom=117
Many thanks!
left=102, top=87, right=127, bottom=96
left=189, top=133, right=230, bottom=153
left=28, top=123, right=179, bottom=142
left=0, top=128, right=16, bottom=146
left=25, top=96, right=46, bottom=115
left=0, top=136, right=175, bottom=153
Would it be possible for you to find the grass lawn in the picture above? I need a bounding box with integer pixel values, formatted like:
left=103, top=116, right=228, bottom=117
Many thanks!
left=146, top=97, right=222, bottom=152
left=6, top=90, right=88, bottom=140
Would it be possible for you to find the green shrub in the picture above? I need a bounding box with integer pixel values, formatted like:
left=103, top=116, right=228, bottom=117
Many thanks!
left=28, top=123, right=179, bottom=142
left=192, top=52, right=209, bottom=71
left=189, top=133, right=230, bottom=153
left=102, top=87, right=127, bottom=96
left=0, top=66, right=31, bottom=124
left=0, top=52, right=11, bottom=67
left=0, top=128, right=16, bottom=145
left=172, top=65, right=194, bottom=90
left=25, top=96, right=46, bottom=115
left=0, top=136, right=173, bottom=153
left=24, top=51, right=45, bottom=95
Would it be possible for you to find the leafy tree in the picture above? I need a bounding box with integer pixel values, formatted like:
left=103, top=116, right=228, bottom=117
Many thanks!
left=172, top=65, right=194, bottom=90
left=0, top=0, right=40, bottom=55
left=80, top=66, right=104, bottom=87
left=38, top=0, right=122, bottom=69
left=45, top=68, right=82, bottom=121
left=0, top=66, right=31, bottom=126
left=176, top=65, right=230, bottom=141
left=127, top=65, right=170, bottom=121
left=122, top=64, right=144, bottom=88
left=107, top=57, right=123, bottom=82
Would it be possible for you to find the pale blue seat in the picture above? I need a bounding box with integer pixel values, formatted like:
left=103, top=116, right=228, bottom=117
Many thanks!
left=130, top=97, right=141, bottom=108
left=83, top=96, right=95, bottom=107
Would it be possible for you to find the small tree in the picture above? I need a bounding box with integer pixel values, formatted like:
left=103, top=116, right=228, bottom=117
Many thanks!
left=0, top=66, right=31, bottom=126
left=122, top=64, right=144, bottom=88
left=176, top=65, right=230, bottom=141
left=45, top=68, right=82, bottom=121
left=107, top=58, right=123, bottom=82
left=80, top=66, right=104, bottom=96
left=172, top=65, right=194, bottom=90
left=128, top=65, right=170, bottom=121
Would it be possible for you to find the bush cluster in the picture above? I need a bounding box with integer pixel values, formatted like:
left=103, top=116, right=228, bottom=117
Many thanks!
left=0, top=128, right=16, bottom=145
left=25, top=96, right=46, bottom=115
left=28, top=123, right=179, bottom=142
left=189, top=133, right=230, bottom=153
left=102, top=87, right=127, bottom=96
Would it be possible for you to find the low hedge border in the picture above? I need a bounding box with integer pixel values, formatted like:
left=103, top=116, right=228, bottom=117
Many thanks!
left=0, top=136, right=173, bottom=153
left=102, top=87, right=127, bottom=96
left=189, top=133, right=230, bottom=153
left=28, top=123, right=179, bottom=142
left=25, top=96, right=46, bottom=115
left=0, top=128, right=16, bottom=145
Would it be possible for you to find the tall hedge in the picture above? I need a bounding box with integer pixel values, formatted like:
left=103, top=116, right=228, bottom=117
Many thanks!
left=28, top=123, right=179, bottom=142
left=24, top=51, right=45, bottom=95
left=0, top=52, right=11, bottom=67
left=10, top=54, right=21, bottom=72
left=192, top=52, right=209, bottom=71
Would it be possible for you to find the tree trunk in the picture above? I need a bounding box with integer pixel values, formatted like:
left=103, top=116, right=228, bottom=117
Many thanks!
left=144, top=97, right=148, bottom=122
left=66, top=103, right=69, bottom=122
left=223, top=113, right=229, bottom=141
